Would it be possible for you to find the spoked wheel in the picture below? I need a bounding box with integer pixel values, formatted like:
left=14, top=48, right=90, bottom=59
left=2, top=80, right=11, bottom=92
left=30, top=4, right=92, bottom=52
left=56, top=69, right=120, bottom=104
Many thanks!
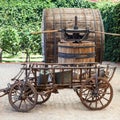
left=79, top=77, right=113, bottom=110
left=8, top=81, right=37, bottom=112
left=76, top=79, right=106, bottom=102
left=37, top=89, right=51, bottom=104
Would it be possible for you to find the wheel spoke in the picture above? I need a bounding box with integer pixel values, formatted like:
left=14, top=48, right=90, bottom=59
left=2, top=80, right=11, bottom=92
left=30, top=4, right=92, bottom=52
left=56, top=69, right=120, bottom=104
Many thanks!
left=86, top=95, right=93, bottom=100
left=102, top=97, right=109, bottom=101
left=95, top=100, right=97, bottom=108
left=98, top=96, right=104, bottom=106
left=24, top=100, right=28, bottom=110
left=84, top=90, right=91, bottom=100
left=37, top=91, right=51, bottom=104
left=88, top=97, right=94, bottom=107
left=40, top=95, right=45, bottom=101
left=25, top=90, right=32, bottom=95
left=13, top=99, right=19, bottom=104
left=82, top=93, right=89, bottom=96
left=104, top=92, right=110, bottom=95
left=82, top=89, right=89, bottom=93
left=26, top=97, right=34, bottom=105
left=18, top=100, right=23, bottom=109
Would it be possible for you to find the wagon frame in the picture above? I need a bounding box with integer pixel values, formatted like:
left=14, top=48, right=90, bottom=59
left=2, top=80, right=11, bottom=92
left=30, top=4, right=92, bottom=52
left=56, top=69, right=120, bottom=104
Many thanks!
left=0, top=62, right=116, bottom=112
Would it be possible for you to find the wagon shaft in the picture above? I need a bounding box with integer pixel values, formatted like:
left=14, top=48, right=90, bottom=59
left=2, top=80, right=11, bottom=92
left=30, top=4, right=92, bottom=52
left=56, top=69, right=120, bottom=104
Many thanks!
left=0, top=87, right=10, bottom=97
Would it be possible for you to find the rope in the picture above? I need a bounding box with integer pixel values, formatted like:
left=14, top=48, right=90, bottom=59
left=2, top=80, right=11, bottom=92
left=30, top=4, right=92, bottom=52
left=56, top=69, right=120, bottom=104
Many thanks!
left=31, top=29, right=120, bottom=37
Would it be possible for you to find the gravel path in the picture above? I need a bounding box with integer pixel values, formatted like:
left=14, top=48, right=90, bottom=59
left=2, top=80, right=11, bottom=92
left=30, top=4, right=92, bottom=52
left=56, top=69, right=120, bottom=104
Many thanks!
left=0, top=62, right=120, bottom=120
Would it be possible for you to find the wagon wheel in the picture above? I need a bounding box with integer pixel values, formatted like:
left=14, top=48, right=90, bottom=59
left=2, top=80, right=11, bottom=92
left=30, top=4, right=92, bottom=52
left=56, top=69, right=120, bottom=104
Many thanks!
left=79, top=78, right=113, bottom=110
left=76, top=78, right=107, bottom=102
left=37, top=89, right=51, bottom=104
left=8, top=81, right=37, bottom=112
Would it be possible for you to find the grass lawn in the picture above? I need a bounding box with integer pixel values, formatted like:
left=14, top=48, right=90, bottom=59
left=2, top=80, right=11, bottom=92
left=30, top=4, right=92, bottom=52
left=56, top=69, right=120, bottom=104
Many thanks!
left=2, top=52, right=43, bottom=63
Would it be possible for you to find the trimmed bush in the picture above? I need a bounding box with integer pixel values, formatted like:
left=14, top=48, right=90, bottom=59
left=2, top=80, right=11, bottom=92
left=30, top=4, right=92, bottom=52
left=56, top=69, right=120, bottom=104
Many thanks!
left=100, top=3, right=120, bottom=62
left=0, top=0, right=119, bottom=62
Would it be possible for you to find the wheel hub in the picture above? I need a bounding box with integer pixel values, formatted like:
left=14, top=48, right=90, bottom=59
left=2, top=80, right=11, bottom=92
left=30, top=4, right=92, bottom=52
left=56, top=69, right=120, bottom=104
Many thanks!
left=20, top=93, right=27, bottom=100
left=92, top=89, right=99, bottom=97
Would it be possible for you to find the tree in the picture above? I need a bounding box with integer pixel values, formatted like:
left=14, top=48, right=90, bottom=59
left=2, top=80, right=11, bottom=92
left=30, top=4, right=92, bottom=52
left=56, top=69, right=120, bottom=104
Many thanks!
left=0, top=27, right=20, bottom=55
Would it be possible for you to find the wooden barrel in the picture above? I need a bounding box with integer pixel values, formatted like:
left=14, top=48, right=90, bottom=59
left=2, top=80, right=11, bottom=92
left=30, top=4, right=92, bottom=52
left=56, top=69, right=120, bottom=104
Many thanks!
left=41, top=8, right=104, bottom=63
left=58, top=41, right=95, bottom=63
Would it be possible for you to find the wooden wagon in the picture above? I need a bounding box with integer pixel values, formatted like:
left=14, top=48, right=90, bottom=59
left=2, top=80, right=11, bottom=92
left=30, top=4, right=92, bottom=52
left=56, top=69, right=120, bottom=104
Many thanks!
left=0, top=62, right=116, bottom=112
left=0, top=8, right=118, bottom=112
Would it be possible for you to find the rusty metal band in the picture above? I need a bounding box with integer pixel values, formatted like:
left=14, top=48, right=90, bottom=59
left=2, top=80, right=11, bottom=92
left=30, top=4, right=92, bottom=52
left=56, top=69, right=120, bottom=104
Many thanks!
left=58, top=45, right=95, bottom=48
left=58, top=52, right=95, bottom=59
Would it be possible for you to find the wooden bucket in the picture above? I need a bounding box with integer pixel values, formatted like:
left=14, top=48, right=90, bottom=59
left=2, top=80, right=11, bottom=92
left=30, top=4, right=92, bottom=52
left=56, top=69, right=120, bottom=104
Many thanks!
left=41, top=8, right=104, bottom=63
left=58, top=41, right=95, bottom=63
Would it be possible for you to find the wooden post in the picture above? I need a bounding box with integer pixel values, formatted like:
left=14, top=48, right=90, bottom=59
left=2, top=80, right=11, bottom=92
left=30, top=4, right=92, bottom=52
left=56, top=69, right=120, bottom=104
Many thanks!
left=0, top=48, right=2, bottom=62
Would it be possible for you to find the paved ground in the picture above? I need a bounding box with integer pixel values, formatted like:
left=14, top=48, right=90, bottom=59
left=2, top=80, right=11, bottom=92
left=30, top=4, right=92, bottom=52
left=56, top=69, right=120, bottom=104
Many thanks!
left=0, top=62, right=120, bottom=120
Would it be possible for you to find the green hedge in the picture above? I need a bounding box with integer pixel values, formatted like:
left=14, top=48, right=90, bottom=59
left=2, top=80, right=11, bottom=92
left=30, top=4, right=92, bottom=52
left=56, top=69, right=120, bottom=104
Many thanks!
left=0, top=0, right=55, bottom=55
left=0, top=0, right=119, bottom=62
left=52, top=0, right=95, bottom=8
left=100, top=3, right=120, bottom=62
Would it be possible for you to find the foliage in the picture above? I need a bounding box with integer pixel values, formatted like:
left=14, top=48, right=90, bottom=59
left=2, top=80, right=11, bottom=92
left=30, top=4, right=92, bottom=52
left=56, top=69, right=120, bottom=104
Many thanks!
left=0, top=0, right=55, bottom=55
left=0, top=27, right=20, bottom=55
left=19, top=28, right=41, bottom=54
left=53, top=0, right=95, bottom=8
left=0, top=0, right=119, bottom=62
left=99, top=2, right=120, bottom=62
